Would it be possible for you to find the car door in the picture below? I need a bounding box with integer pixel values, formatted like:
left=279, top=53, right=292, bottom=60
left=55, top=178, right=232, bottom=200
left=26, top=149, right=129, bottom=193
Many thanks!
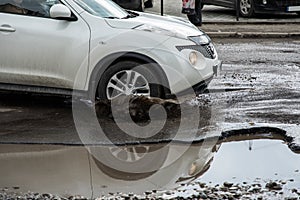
left=0, top=0, right=90, bottom=91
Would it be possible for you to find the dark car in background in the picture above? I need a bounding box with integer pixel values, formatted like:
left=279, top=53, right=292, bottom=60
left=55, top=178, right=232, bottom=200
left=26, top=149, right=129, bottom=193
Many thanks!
left=201, top=0, right=300, bottom=17
left=112, top=0, right=153, bottom=11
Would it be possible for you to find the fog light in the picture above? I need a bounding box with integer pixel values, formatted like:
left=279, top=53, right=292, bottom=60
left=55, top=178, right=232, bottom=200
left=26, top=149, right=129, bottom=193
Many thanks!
left=189, top=51, right=197, bottom=65
left=262, top=0, right=267, bottom=4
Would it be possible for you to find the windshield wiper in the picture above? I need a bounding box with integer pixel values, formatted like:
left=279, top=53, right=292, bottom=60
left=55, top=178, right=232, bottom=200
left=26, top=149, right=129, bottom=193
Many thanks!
left=123, top=10, right=139, bottom=18
left=122, top=14, right=132, bottom=19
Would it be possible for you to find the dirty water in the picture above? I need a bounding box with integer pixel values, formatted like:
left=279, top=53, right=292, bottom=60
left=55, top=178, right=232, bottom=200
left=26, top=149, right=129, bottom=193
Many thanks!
left=163, top=138, right=300, bottom=200
left=0, top=136, right=299, bottom=199
left=200, top=139, right=300, bottom=190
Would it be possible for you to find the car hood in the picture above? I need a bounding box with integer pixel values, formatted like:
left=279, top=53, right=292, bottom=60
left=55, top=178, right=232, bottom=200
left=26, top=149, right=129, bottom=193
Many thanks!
left=105, top=12, right=204, bottom=39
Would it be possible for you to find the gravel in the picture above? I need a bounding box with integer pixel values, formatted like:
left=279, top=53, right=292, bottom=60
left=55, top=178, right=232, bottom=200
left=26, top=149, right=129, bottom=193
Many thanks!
left=1, top=178, right=300, bottom=199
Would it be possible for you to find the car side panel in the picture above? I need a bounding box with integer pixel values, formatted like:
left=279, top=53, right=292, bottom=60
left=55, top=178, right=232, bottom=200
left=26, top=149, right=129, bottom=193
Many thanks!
left=0, top=12, right=90, bottom=90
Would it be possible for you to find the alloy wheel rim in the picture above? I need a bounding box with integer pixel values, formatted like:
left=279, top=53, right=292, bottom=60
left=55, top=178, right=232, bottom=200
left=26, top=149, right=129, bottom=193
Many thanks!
left=109, top=146, right=151, bottom=162
left=106, top=70, right=150, bottom=100
left=240, top=0, right=251, bottom=15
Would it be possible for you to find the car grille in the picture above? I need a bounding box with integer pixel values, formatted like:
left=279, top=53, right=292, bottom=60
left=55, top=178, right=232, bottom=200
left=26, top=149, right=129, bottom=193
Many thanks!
left=276, top=0, right=300, bottom=7
left=176, top=43, right=216, bottom=59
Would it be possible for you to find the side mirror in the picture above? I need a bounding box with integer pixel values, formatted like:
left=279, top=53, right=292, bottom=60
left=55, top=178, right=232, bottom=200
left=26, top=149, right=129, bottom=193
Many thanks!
left=50, top=4, right=72, bottom=19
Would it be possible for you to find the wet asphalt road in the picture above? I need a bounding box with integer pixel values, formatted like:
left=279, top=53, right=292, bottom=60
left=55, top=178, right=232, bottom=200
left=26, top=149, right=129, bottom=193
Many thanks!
left=211, top=38, right=300, bottom=124
left=0, top=38, right=299, bottom=146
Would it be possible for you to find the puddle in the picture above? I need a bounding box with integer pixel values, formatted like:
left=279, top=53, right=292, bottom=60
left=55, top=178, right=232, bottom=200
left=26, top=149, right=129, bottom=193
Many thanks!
left=0, top=137, right=300, bottom=199
left=163, top=139, right=300, bottom=199
left=0, top=142, right=217, bottom=198
left=199, top=139, right=300, bottom=189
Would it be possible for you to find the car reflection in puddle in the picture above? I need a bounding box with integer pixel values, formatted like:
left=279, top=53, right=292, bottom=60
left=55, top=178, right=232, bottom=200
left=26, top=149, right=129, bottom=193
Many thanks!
left=1, top=135, right=300, bottom=199
left=0, top=142, right=216, bottom=198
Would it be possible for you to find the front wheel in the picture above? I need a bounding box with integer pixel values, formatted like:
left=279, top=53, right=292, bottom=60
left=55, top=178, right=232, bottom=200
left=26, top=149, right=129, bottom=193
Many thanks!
left=97, top=61, right=162, bottom=100
left=239, top=0, right=255, bottom=17
left=91, top=145, right=169, bottom=180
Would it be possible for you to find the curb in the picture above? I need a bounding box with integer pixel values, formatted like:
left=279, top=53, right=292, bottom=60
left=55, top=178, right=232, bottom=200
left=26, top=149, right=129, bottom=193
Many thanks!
left=206, top=31, right=300, bottom=38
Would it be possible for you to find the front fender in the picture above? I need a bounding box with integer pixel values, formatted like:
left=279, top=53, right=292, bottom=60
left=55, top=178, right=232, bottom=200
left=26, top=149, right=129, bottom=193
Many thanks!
left=86, top=52, right=170, bottom=100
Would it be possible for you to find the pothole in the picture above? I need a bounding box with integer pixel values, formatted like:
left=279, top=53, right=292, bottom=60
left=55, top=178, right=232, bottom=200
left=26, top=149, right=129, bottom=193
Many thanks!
left=1, top=136, right=300, bottom=199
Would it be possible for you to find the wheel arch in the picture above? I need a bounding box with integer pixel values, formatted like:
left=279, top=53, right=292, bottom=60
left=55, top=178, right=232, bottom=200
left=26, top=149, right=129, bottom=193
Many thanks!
left=87, top=52, right=171, bottom=100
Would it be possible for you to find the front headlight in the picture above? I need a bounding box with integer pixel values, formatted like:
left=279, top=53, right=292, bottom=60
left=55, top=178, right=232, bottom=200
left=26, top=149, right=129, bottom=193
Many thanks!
left=189, top=35, right=211, bottom=45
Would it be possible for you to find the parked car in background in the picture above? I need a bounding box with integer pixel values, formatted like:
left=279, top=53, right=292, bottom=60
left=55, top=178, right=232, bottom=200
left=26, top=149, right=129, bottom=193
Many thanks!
left=112, top=0, right=153, bottom=11
left=0, top=0, right=221, bottom=101
left=201, top=0, right=300, bottom=17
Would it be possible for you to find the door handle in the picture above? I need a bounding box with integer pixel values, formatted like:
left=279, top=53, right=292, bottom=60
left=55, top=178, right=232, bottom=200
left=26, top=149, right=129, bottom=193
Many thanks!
left=0, top=25, right=16, bottom=32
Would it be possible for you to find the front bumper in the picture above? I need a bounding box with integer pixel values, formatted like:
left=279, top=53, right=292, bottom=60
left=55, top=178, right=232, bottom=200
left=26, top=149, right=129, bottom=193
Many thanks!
left=166, top=77, right=212, bottom=98
left=213, top=60, right=222, bottom=76
left=174, top=60, right=222, bottom=97
left=147, top=36, right=221, bottom=97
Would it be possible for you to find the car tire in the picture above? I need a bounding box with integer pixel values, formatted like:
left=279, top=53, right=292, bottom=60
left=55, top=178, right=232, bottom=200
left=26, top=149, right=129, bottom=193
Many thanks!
left=97, top=61, right=162, bottom=100
left=137, top=0, right=145, bottom=12
left=239, top=0, right=255, bottom=17
left=144, top=0, right=153, bottom=8
left=91, top=145, right=169, bottom=180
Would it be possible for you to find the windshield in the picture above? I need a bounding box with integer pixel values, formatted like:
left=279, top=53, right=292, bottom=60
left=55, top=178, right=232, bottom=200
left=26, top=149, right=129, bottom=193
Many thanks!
left=74, top=0, right=128, bottom=19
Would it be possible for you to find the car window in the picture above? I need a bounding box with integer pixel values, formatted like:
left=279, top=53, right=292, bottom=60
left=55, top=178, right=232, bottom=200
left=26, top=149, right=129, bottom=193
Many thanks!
left=0, top=0, right=60, bottom=18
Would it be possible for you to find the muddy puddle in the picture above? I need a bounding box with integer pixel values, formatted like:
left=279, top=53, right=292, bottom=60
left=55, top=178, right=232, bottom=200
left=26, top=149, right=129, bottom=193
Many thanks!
left=1, top=136, right=299, bottom=199
left=196, top=139, right=300, bottom=199
left=1, top=94, right=300, bottom=199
